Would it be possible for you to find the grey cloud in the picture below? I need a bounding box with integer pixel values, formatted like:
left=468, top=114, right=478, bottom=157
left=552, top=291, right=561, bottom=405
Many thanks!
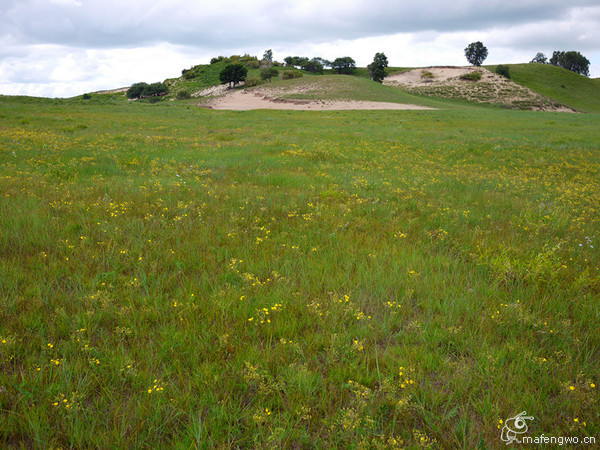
left=2, top=0, right=599, bottom=50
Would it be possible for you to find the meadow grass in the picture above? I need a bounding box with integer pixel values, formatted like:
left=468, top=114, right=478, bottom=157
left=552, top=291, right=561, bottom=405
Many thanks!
left=0, top=95, right=599, bottom=448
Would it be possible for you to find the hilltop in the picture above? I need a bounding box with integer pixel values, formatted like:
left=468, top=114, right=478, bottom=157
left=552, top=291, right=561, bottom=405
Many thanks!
left=84, top=58, right=600, bottom=113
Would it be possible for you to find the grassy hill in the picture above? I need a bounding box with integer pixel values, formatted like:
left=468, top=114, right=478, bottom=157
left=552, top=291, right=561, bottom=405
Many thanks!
left=495, top=63, right=600, bottom=113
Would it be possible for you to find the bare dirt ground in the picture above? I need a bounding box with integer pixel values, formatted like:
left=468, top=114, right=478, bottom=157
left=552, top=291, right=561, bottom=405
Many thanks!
left=203, top=89, right=434, bottom=110
left=200, top=82, right=434, bottom=111
left=384, top=66, right=574, bottom=112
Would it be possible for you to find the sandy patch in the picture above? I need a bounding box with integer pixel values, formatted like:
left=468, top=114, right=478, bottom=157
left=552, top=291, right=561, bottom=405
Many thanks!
left=202, top=88, right=433, bottom=111
left=385, top=66, right=490, bottom=86
left=385, top=66, right=575, bottom=112
left=92, top=87, right=129, bottom=94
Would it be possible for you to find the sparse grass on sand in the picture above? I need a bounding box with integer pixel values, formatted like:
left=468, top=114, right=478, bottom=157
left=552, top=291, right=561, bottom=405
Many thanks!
left=1, top=95, right=599, bottom=447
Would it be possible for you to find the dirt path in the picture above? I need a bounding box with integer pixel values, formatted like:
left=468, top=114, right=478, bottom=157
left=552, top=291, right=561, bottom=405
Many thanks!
left=202, top=89, right=434, bottom=111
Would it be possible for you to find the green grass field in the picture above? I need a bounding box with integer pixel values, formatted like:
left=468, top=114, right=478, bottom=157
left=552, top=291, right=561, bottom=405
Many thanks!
left=1, top=87, right=599, bottom=448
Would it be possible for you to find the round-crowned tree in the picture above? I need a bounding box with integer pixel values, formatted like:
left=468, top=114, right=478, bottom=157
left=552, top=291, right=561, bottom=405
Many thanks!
left=219, top=64, right=248, bottom=88
left=464, top=42, right=488, bottom=66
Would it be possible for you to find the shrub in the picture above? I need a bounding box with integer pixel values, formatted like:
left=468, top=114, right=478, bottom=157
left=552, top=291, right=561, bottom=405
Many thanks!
left=281, top=70, right=303, bottom=80
left=495, top=65, right=510, bottom=79
left=126, top=82, right=168, bottom=99
left=260, top=67, right=279, bottom=83
left=244, top=77, right=263, bottom=87
left=460, top=71, right=482, bottom=81
left=176, top=90, right=192, bottom=100
left=247, top=60, right=260, bottom=69
left=126, top=82, right=149, bottom=99
left=420, top=70, right=435, bottom=80
left=82, top=93, right=92, bottom=100
left=210, top=56, right=227, bottom=64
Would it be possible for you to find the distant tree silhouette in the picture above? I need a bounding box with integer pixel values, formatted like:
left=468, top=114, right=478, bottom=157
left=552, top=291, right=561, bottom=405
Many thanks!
left=549, top=51, right=590, bottom=76
left=331, top=57, right=356, bottom=74
left=530, top=52, right=548, bottom=64
left=464, top=42, right=488, bottom=66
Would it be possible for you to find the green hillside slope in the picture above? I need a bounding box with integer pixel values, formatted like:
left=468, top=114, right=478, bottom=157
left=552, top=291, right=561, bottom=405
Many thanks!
left=502, top=63, right=600, bottom=113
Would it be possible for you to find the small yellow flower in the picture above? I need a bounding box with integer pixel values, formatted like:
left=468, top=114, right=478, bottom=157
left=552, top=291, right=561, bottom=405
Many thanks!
left=569, top=386, right=575, bottom=391
left=591, top=383, right=596, bottom=388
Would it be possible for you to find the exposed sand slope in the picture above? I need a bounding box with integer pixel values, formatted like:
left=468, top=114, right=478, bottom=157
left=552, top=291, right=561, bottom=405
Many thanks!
left=385, top=66, right=574, bottom=112
left=202, top=88, right=434, bottom=111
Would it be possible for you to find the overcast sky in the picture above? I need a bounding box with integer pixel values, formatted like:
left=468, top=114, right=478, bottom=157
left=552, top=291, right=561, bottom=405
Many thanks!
left=1, top=0, right=599, bottom=98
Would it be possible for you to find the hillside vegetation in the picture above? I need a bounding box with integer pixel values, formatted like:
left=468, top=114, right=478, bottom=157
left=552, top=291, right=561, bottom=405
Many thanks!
left=495, top=63, right=600, bottom=113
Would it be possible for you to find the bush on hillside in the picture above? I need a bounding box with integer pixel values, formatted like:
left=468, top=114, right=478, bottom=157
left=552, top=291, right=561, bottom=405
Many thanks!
left=281, top=70, right=303, bottom=80
left=260, top=67, right=279, bottom=83
left=176, top=90, right=192, bottom=100
left=420, top=70, right=435, bottom=81
left=495, top=65, right=510, bottom=79
left=460, top=71, right=482, bottom=81
left=244, top=77, right=263, bottom=87
left=247, top=60, right=260, bottom=69
left=126, top=82, right=149, bottom=99
left=82, top=93, right=92, bottom=100
left=126, top=82, right=169, bottom=99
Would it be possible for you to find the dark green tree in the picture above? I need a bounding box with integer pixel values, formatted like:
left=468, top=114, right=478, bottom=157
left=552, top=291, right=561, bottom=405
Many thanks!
left=464, top=41, right=488, bottom=66
left=331, top=57, right=356, bottom=74
left=549, top=51, right=590, bottom=76
left=367, top=52, right=389, bottom=83
left=126, top=82, right=168, bottom=99
left=219, top=64, right=248, bottom=87
left=126, top=82, right=149, bottom=99
left=302, top=59, right=324, bottom=74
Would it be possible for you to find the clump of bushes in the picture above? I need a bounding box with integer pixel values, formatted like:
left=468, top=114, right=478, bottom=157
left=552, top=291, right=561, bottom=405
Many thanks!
left=495, top=65, right=510, bottom=79
left=420, top=70, right=435, bottom=80
left=260, top=67, right=279, bottom=83
left=460, top=71, right=482, bottom=81
left=247, top=60, right=260, bottom=69
left=176, top=90, right=192, bottom=100
left=126, top=82, right=169, bottom=99
left=244, top=77, right=263, bottom=87
left=281, top=70, right=303, bottom=80
left=82, top=93, right=92, bottom=100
